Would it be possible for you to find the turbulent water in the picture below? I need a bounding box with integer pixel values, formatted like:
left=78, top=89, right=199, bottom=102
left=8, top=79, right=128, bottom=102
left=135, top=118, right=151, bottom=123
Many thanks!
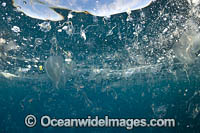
left=0, top=0, right=200, bottom=132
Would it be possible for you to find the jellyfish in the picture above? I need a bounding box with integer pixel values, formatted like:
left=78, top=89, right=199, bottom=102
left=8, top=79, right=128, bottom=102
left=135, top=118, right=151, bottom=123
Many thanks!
left=173, top=30, right=200, bottom=64
left=13, top=0, right=153, bottom=21
left=45, top=55, right=65, bottom=88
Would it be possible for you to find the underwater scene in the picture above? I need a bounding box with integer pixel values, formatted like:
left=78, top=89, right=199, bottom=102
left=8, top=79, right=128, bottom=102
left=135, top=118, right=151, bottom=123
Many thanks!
left=0, top=0, right=200, bottom=132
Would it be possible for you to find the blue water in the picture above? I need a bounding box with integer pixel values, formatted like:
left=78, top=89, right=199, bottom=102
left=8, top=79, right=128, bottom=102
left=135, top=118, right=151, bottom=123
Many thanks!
left=0, top=0, right=200, bottom=132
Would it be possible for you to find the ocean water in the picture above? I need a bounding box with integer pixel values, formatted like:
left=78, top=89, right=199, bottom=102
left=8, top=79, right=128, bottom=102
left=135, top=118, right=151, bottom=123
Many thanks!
left=0, top=0, right=200, bottom=132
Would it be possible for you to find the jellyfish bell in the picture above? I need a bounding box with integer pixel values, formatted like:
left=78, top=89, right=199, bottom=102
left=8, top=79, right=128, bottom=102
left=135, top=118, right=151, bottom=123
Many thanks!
left=45, top=55, right=66, bottom=88
left=13, top=0, right=153, bottom=21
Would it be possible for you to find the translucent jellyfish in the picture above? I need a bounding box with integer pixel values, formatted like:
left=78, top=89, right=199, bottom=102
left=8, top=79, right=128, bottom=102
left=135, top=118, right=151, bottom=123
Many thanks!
left=45, top=55, right=65, bottom=88
left=34, top=38, right=43, bottom=50
left=13, top=0, right=153, bottom=21
left=187, top=0, right=200, bottom=6
left=34, top=38, right=43, bottom=46
left=4, top=41, right=19, bottom=51
left=173, top=30, right=200, bottom=64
